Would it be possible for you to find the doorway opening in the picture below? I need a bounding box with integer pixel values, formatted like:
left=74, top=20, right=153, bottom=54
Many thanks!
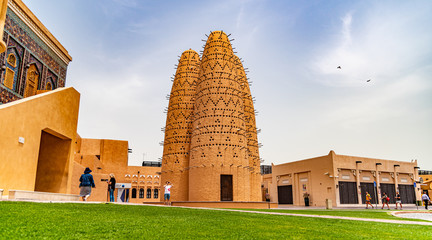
left=34, top=130, right=71, bottom=193
left=220, top=175, right=233, bottom=201
left=278, top=185, right=293, bottom=204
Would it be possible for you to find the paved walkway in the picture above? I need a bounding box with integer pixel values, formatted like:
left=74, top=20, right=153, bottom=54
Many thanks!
left=151, top=205, right=432, bottom=226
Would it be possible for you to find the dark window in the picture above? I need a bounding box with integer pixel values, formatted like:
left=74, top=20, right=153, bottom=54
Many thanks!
left=139, top=188, right=144, bottom=198
left=131, top=188, right=137, bottom=198
left=147, top=189, right=152, bottom=199
left=154, top=189, right=159, bottom=199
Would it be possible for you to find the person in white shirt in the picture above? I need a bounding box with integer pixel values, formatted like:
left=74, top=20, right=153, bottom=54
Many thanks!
left=164, top=181, right=173, bottom=206
left=422, top=193, right=430, bottom=210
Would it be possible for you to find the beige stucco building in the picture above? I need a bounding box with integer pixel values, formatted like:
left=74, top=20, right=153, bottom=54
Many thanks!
left=0, top=87, right=162, bottom=202
left=71, top=137, right=162, bottom=203
left=0, top=87, right=80, bottom=196
left=265, top=151, right=421, bottom=207
left=419, top=171, right=432, bottom=197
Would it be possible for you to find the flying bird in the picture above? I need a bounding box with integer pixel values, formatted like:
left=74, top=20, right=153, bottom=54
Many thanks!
left=337, top=66, right=341, bottom=69
left=366, top=79, right=371, bottom=82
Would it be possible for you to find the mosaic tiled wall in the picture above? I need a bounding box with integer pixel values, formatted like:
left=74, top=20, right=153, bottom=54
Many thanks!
left=0, top=7, right=69, bottom=104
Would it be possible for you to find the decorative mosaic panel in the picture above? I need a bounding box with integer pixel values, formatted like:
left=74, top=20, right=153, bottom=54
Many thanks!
left=0, top=85, right=21, bottom=104
left=46, top=69, right=58, bottom=89
left=4, top=9, right=68, bottom=80
left=7, top=37, right=24, bottom=58
left=1, top=7, right=69, bottom=104
left=4, top=47, right=21, bottom=91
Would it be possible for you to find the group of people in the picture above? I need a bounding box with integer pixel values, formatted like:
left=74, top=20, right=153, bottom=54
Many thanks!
left=378, top=192, right=402, bottom=210
left=80, top=168, right=432, bottom=209
left=78, top=167, right=173, bottom=204
left=365, top=191, right=432, bottom=210
left=365, top=191, right=404, bottom=210
left=365, top=191, right=402, bottom=209
left=78, top=168, right=116, bottom=202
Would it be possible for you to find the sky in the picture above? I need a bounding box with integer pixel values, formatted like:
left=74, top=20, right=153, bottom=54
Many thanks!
left=22, top=0, right=432, bottom=170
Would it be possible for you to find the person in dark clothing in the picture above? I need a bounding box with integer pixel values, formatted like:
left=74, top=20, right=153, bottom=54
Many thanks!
left=395, top=191, right=402, bottom=210
left=422, top=193, right=430, bottom=210
left=108, top=173, right=116, bottom=202
left=79, top=167, right=95, bottom=201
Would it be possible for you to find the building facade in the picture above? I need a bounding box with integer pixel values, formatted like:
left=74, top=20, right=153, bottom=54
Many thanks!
left=419, top=170, right=432, bottom=197
left=0, top=87, right=80, bottom=197
left=72, top=137, right=161, bottom=203
left=265, top=151, right=421, bottom=207
left=0, top=0, right=71, bottom=105
left=161, top=31, right=262, bottom=202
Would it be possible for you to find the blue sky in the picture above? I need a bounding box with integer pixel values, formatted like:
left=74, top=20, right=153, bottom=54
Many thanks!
left=23, top=0, right=432, bottom=170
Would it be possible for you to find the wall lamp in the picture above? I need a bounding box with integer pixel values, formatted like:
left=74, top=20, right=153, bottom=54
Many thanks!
left=356, top=161, right=362, bottom=164
left=394, top=164, right=400, bottom=167
left=376, top=163, right=382, bottom=166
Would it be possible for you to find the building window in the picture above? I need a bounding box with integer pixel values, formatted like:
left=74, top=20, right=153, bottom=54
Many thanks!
left=46, top=82, right=52, bottom=90
left=7, top=54, right=16, bottom=67
left=4, top=68, right=15, bottom=90
left=139, top=188, right=144, bottom=198
left=131, top=188, right=137, bottom=198
left=146, top=188, right=152, bottom=199
left=25, top=64, right=39, bottom=97
left=154, top=189, right=159, bottom=199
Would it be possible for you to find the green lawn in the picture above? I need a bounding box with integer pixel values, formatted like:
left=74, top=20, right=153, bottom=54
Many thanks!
left=0, top=202, right=430, bottom=239
left=238, top=209, right=429, bottom=222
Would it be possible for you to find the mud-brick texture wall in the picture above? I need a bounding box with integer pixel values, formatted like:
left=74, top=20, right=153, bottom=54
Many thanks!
left=161, top=31, right=261, bottom=202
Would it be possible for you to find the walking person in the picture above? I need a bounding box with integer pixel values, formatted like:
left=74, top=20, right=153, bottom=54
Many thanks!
left=395, top=191, right=402, bottom=210
left=164, top=181, right=173, bottom=206
left=422, top=192, right=430, bottom=210
left=108, top=173, right=116, bottom=202
left=365, top=191, right=374, bottom=209
left=79, top=167, right=95, bottom=201
left=381, top=192, right=390, bottom=210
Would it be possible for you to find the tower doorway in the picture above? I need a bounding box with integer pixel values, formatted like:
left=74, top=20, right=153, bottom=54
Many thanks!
left=220, top=175, right=233, bottom=201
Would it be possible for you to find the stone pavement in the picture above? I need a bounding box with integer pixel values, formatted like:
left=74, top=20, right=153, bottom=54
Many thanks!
left=150, top=204, right=432, bottom=226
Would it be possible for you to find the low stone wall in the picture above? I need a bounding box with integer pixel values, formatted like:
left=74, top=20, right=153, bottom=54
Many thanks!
left=8, top=190, right=80, bottom=201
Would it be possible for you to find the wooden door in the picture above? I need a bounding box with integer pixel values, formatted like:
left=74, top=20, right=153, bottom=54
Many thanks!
left=380, top=184, right=396, bottom=204
left=398, top=184, right=416, bottom=204
left=220, top=175, right=233, bottom=201
left=277, top=185, right=293, bottom=204
left=339, top=181, right=359, bottom=204
left=360, top=182, right=377, bottom=204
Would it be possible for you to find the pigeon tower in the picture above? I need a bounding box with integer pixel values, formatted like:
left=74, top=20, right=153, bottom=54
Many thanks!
left=161, top=31, right=261, bottom=202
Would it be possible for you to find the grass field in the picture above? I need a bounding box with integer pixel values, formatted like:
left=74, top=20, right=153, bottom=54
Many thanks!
left=0, top=202, right=431, bottom=239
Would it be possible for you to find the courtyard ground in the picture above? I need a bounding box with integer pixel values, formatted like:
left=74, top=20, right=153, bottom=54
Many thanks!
left=0, top=201, right=431, bottom=239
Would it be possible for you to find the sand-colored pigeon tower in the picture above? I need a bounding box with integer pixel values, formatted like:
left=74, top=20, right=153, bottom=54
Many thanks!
left=161, top=31, right=261, bottom=202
